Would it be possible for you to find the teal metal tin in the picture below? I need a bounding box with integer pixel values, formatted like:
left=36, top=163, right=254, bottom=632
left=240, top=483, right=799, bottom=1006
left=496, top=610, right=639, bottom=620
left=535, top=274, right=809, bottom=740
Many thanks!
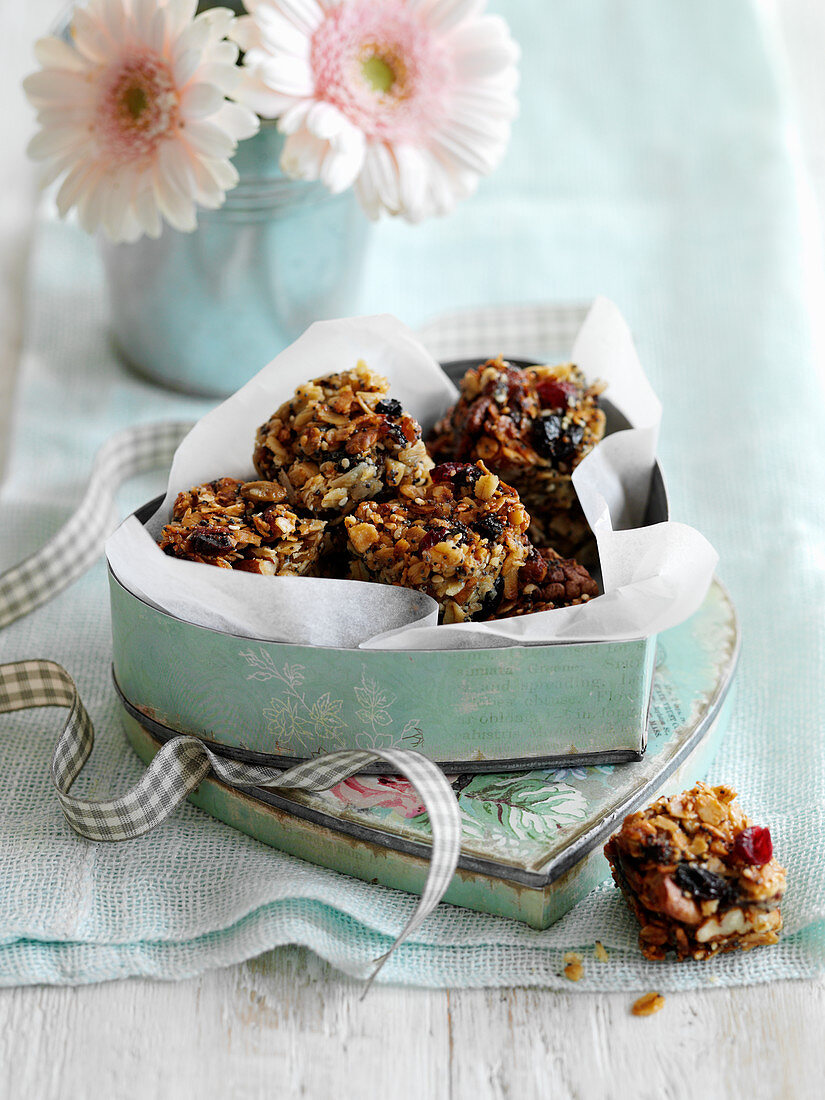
left=99, top=124, right=370, bottom=398
left=110, top=367, right=670, bottom=773
left=121, top=579, right=739, bottom=927
left=110, top=566, right=655, bottom=772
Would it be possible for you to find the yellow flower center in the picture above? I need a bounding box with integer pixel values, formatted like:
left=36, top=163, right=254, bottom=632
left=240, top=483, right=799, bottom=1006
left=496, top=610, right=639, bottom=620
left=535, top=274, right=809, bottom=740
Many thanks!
left=358, top=42, right=408, bottom=100
left=361, top=54, right=395, bottom=94
left=123, top=84, right=149, bottom=121
left=96, top=52, right=180, bottom=161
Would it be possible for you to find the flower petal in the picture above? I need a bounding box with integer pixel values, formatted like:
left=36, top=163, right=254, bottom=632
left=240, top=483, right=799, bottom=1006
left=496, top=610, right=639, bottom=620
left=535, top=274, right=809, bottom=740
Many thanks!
left=410, top=0, right=484, bottom=31
left=173, top=48, right=202, bottom=88
left=153, top=168, right=198, bottom=233
left=164, top=0, right=200, bottom=40
left=23, top=69, right=93, bottom=108
left=148, top=6, right=168, bottom=54
left=134, top=185, right=163, bottom=238
left=267, top=0, right=324, bottom=37
left=181, top=119, right=236, bottom=159
left=256, top=7, right=311, bottom=58
left=100, top=168, right=135, bottom=242
left=212, top=101, right=260, bottom=141
left=320, top=127, right=365, bottom=192
left=234, top=71, right=295, bottom=118
left=180, top=82, right=225, bottom=119
left=449, top=15, right=520, bottom=79
left=257, top=55, right=314, bottom=96
left=171, top=16, right=214, bottom=74
left=305, top=101, right=348, bottom=141
left=355, top=143, right=402, bottom=219
left=197, top=56, right=241, bottom=94
left=157, top=138, right=196, bottom=196
left=280, top=128, right=327, bottom=181
left=132, top=0, right=158, bottom=45
left=277, top=99, right=313, bottom=135
left=55, top=161, right=97, bottom=215
left=70, top=8, right=114, bottom=65
left=27, top=125, right=89, bottom=161
left=201, top=6, right=236, bottom=46
left=198, top=156, right=239, bottom=193
left=76, top=170, right=107, bottom=234
left=392, top=144, right=430, bottom=222
left=228, top=15, right=263, bottom=53
left=33, top=35, right=88, bottom=73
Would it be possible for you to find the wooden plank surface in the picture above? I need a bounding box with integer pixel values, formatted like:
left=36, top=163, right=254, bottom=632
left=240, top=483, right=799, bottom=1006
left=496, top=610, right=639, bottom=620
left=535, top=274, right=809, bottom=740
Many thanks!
left=0, top=2, right=823, bottom=1097
left=0, top=949, right=823, bottom=1099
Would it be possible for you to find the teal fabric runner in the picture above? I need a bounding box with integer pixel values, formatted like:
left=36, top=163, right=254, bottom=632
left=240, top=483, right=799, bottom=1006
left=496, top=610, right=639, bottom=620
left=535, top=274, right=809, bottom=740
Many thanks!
left=2, top=0, right=824, bottom=987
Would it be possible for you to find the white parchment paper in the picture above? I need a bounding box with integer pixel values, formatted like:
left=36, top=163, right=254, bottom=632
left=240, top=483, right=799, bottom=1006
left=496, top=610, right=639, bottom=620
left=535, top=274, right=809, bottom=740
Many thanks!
left=106, top=303, right=718, bottom=650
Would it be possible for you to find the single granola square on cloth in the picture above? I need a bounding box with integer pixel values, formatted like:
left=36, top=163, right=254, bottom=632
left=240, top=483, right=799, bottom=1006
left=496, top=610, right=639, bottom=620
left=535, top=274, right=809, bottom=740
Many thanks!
left=605, top=783, right=787, bottom=961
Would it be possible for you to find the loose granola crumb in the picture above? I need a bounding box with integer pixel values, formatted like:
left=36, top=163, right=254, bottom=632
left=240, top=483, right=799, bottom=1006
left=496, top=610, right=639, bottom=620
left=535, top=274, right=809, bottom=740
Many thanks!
left=594, top=941, right=609, bottom=962
left=631, top=992, right=665, bottom=1017
left=563, top=954, right=584, bottom=982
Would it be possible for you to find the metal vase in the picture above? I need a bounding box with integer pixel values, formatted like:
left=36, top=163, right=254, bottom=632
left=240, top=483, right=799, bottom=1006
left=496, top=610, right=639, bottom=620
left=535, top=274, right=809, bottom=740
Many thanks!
left=99, top=124, right=370, bottom=397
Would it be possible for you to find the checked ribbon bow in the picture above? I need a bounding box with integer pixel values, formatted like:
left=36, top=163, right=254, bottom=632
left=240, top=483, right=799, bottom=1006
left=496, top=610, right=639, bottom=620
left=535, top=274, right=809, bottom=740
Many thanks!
left=0, top=419, right=460, bottom=985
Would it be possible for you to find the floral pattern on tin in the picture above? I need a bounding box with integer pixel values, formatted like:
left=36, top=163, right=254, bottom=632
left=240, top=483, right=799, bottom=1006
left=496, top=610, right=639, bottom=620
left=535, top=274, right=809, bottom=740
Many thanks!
left=457, top=777, right=589, bottom=843
left=330, top=776, right=426, bottom=819
left=239, top=650, right=423, bottom=754
left=352, top=671, right=423, bottom=751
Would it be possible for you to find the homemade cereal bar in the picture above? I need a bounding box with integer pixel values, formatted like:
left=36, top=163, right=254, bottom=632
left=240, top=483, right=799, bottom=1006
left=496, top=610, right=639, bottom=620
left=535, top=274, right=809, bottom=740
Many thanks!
left=488, top=546, right=599, bottom=619
left=159, top=477, right=326, bottom=576
left=253, top=362, right=432, bottom=515
left=344, top=461, right=531, bottom=623
left=428, top=357, right=606, bottom=554
left=604, top=783, right=786, bottom=961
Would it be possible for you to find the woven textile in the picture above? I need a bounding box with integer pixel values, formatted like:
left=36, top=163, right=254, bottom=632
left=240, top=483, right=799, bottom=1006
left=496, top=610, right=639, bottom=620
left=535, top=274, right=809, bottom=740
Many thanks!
left=1, top=0, right=824, bottom=988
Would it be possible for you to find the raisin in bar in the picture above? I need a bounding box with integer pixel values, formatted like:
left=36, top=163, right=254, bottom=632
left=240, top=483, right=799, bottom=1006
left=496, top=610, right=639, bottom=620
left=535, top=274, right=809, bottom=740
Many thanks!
left=344, top=461, right=531, bottom=623
left=159, top=477, right=326, bottom=576
left=488, top=546, right=599, bottom=618
left=253, top=361, right=432, bottom=515
left=428, top=357, right=605, bottom=555
left=604, top=783, right=787, bottom=961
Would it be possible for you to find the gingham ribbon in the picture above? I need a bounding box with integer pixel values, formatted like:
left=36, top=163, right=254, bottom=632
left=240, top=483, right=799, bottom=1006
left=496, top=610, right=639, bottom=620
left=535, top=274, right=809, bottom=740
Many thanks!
left=0, top=657, right=460, bottom=982
left=0, top=420, right=193, bottom=629
left=0, top=415, right=464, bottom=979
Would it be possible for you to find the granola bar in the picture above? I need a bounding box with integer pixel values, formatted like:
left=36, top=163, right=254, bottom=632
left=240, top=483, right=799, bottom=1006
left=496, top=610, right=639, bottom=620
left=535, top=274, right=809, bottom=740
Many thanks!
left=428, top=357, right=606, bottom=555
left=253, top=361, right=433, bottom=516
left=604, top=783, right=787, bottom=961
left=159, top=477, right=326, bottom=576
left=344, top=461, right=531, bottom=623
left=487, top=546, right=599, bottom=619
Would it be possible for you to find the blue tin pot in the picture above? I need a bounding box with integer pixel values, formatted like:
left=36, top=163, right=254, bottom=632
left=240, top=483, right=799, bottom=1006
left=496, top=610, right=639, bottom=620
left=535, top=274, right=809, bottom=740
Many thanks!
left=99, top=124, right=370, bottom=397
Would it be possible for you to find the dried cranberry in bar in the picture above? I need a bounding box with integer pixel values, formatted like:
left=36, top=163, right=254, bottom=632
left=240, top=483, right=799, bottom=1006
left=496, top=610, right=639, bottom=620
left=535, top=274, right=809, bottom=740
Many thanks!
left=253, top=361, right=432, bottom=516
left=604, top=783, right=787, bottom=961
left=427, top=357, right=606, bottom=555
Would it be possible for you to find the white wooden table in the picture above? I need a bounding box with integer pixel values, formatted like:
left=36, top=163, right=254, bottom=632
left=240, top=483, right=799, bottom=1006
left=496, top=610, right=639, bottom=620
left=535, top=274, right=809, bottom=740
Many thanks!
left=1, top=2, right=823, bottom=1096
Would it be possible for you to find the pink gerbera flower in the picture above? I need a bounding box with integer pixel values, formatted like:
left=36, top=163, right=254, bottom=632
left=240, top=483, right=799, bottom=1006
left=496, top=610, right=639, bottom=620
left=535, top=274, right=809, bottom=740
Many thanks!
left=232, top=0, right=519, bottom=222
left=24, top=0, right=259, bottom=243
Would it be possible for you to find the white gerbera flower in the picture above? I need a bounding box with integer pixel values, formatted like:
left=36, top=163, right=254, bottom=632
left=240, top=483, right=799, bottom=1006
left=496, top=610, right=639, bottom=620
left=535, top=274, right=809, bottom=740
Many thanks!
left=232, top=0, right=519, bottom=223
left=23, top=0, right=260, bottom=243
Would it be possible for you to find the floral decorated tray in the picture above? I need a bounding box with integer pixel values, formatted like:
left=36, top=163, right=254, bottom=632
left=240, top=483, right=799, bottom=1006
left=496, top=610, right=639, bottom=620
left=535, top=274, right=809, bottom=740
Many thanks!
left=121, top=578, right=738, bottom=928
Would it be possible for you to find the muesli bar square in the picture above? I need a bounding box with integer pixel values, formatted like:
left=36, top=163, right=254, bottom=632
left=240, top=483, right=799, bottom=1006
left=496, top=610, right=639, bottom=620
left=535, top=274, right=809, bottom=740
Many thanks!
left=604, top=783, right=786, bottom=960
